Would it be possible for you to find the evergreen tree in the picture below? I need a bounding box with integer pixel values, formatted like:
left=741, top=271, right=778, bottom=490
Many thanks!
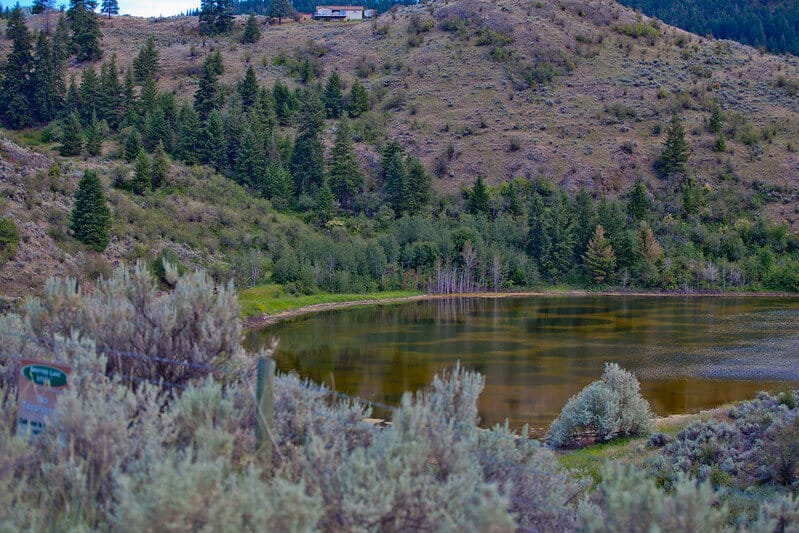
left=100, top=0, right=119, bottom=18
left=234, top=123, right=268, bottom=187
left=715, top=132, right=726, bottom=153
left=583, top=224, right=616, bottom=284
left=123, top=128, right=143, bottom=162
left=402, top=155, right=431, bottom=213
left=144, top=107, right=172, bottom=151
left=79, top=64, right=99, bottom=122
left=572, top=188, right=596, bottom=258
left=98, top=55, right=122, bottom=126
left=242, top=13, right=261, bottom=43
left=708, top=101, right=723, bottom=134
left=238, top=66, right=259, bottom=109
left=32, top=30, right=65, bottom=123
left=538, top=191, right=576, bottom=281
left=290, top=90, right=325, bottom=195
left=194, top=51, right=224, bottom=118
left=267, top=0, right=295, bottom=25
left=327, top=118, right=364, bottom=210
left=273, top=78, right=295, bottom=124
left=138, top=76, right=159, bottom=118
left=1, top=7, right=34, bottom=128
left=68, top=0, right=103, bottom=62
left=658, top=115, right=689, bottom=177
left=627, top=179, right=650, bottom=221
left=32, top=0, right=49, bottom=14
left=322, top=71, right=344, bottom=119
left=262, top=164, right=294, bottom=208
left=597, top=198, right=635, bottom=272
left=60, top=112, right=84, bottom=156
left=85, top=111, right=103, bottom=156
left=199, top=110, right=227, bottom=171
left=467, top=175, right=490, bottom=215
left=53, top=14, right=72, bottom=63
left=132, top=149, right=152, bottom=195
left=70, top=170, right=110, bottom=251
left=381, top=142, right=405, bottom=214
left=199, top=0, right=234, bottom=35
left=636, top=221, right=663, bottom=287
left=347, top=79, right=369, bottom=117
left=133, top=36, right=160, bottom=83
left=64, top=75, right=80, bottom=116
left=315, top=179, right=336, bottom=222
left=151, top=141, right=169, bottom=189
left=176, top=102, right=201, bottom=164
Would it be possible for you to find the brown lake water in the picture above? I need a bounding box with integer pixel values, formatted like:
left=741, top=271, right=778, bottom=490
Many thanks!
left=245, top=295, right=799, bottom=431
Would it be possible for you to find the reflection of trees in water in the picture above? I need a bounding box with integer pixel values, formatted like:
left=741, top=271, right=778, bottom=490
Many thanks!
left=422, top=297, right=477, bottom=325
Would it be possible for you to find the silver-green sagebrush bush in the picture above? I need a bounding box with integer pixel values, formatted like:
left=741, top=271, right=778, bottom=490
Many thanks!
left=0, top=263, right=585, bottom=531
left=549, top=363, right=653, bottom=448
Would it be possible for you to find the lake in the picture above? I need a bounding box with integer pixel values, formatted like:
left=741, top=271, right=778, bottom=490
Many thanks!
left=245, top=295, right=799, bottom=431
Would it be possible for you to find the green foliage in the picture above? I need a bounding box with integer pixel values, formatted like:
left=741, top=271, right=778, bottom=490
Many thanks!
left=322, top=71, right=344, bottom=119
left=60, top=112, right=84, bottom=156
left=468, top=175, right=491, bottom=216
left=327, top=118, right=364, bottom=210
left=0, top=218, right=20, bottom=264
left=627, top=179, right=650, bottom=221
left=290, top=90, right=326, bottom=196
left=194, top=51, right=225, bottom=119
left=199, top=0, right=234, bottom=35
left=267, top=0, right=295, bottom=24
left=1, top=7, right=34, bottom=128
left=583, top=225, right=616, bottom=284
left=85, top=111, right=103, bottom=156
left=151, top=141, right=169, bottom=189
left=658, top=115, right=689, bottom=177
left=709, top=101, right=723, bottom=134
left=132, top=36, right=159, bottom=83
left=242, top=13, right=261, bottom=43
left=579, top=463, right=731, bottom=532
left=347, top=79, right=370, bottom=117
left=123, top=128, right=142, bottom=162
left=100, top=0, right=119, bottom=18
left=237, top=66, right=259, bottom=109
left=70, top=170, right=110, bottom=251
left=549, top=363, right=652, bottom=448
left=402, top=155, right=432, bottom=214
left=132, top=150, right=152, bottom=195
left=68, top=0, right=103, bottom=62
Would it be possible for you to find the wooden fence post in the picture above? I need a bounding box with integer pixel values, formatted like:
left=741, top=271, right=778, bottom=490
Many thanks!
left=256, top=356, right=275, bottom=473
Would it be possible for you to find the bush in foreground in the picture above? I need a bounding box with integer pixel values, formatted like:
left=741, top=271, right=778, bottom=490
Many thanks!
left=549, top=363, right=653, bottom=448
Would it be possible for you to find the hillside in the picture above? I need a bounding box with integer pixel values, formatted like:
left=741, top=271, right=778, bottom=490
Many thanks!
left=2, top=0, right=799, bottom=297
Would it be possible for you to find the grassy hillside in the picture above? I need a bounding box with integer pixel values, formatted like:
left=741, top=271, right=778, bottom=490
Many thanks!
left=3, top=0, right=799, bottom=298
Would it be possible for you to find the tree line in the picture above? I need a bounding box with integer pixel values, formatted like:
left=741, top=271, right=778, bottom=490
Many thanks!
left=618, top=0, right=799, bottom=55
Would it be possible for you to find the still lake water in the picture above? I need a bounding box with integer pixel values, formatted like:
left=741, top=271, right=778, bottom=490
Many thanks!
left=245, top=295, right=799, bottom=430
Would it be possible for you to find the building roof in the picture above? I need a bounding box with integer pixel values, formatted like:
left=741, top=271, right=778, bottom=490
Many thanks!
left=316, top=6, right=365, bottom=10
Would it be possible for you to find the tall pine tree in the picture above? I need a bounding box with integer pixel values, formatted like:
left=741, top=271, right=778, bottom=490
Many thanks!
left=68, top=0, right=103, bottom=62
left=194, top=51, right=224, bottom=118
left=583, top=224, right=616, bottom=284
left=70, top=170, right=110, bottom=251
left=1, top=7, right=34, bottom=128
left=327, top=118, right=364, bottom=210
left=290, top=90, right=325, bottom=195
left=100, top=0, right=119, bottom=18
left=658, top=115, right=689, bottom=177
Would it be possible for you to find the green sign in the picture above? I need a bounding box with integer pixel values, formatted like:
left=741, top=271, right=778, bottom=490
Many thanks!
left=21, top=364, right=69, bottom=387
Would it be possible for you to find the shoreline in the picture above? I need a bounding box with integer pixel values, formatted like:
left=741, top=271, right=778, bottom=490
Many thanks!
left=242, top=289, right=799, bottom=329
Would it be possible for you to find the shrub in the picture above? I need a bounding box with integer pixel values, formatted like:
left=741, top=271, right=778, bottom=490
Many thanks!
left=0, top=217, right=20, bottom=264
left=549, top=363, right=653, bottom=448
left=578, top=463, right=731, bottom=532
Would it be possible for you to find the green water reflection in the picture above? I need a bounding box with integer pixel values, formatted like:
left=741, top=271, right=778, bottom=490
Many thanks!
left=245, top=296, right=799, bottom=431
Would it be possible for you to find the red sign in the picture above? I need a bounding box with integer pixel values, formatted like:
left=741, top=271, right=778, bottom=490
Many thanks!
left=17, top=358, right=71, bottom=437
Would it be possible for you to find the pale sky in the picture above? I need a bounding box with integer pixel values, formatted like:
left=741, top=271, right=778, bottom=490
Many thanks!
left=118, top=1, right=199, bottom=17
left=0, top=1, right=200, bottom=18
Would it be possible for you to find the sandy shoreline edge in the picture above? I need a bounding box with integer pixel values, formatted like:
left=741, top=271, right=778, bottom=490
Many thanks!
left=243, top=289, right=799, bottom=329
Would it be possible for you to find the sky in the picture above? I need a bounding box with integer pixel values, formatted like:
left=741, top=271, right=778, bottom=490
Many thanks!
left=118, top=1, right=199, bottom=17
left=0, top=1, right=200, bottom=17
